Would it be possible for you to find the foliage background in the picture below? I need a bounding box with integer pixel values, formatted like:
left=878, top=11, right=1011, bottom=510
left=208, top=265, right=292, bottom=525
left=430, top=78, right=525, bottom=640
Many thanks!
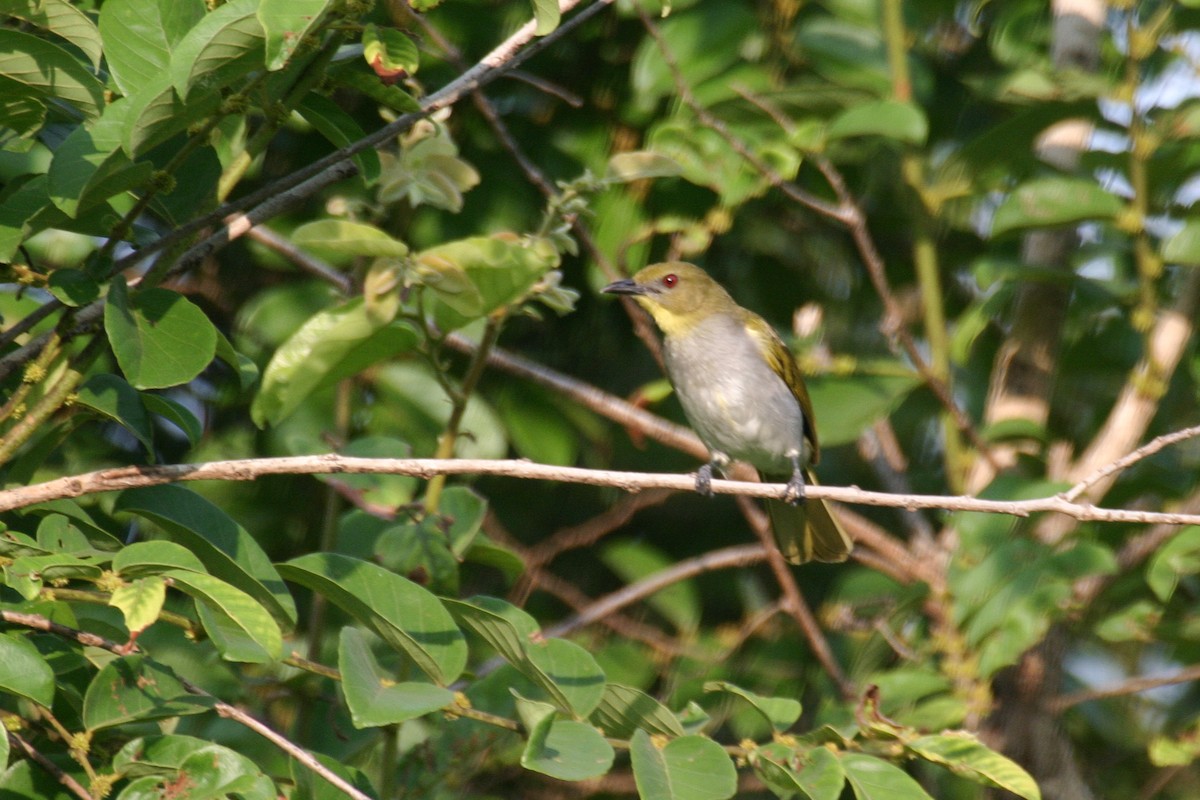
left=2, top=0, right=1200, bottom=798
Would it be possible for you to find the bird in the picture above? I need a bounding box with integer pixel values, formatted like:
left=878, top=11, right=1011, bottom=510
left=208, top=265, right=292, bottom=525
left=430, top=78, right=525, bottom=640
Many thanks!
left=603, top=262, right=852, bottom=564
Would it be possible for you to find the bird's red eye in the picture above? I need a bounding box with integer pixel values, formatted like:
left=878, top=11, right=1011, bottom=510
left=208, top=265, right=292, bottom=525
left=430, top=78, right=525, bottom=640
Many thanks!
left=662, top=273, right=678, bottom=288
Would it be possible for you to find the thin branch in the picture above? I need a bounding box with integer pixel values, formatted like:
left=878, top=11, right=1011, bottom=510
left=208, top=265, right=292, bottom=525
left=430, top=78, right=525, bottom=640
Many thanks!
left=1049, top=663, right=1200, bottom=712
left=8, top=454, right=1200, bottom=526
left=543, top=544, right=766, bottom=638
left=1, top=611, right=372, bottom=800
left=1063, top=423, right=1200, bottom=502
left=7, top=732, right=94, bottom=800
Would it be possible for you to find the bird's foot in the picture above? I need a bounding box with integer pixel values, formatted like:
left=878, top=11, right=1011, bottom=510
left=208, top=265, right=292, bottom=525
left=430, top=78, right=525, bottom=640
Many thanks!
left=695, top=463, right=714, bottom=497
left=784, top=454, right=807, bottom=505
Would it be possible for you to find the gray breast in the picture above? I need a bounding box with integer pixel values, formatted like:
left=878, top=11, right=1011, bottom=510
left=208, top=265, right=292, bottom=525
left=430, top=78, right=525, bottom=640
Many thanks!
left=663, top=315, right=807, bottom=473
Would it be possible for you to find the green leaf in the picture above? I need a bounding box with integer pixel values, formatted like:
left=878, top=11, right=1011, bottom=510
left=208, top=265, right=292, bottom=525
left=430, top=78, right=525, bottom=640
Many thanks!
left=120, top=745, right=275, bottom=800
left=74, top=373, right=155, bottom=457
left=531, top=0, right=561, bottom=35
left=46, top=269, right=100, bottom=307
left=445, top=596, right=606, bottom=716
left=1147, top=526, right=1200, bottom=602
left=806, top=370, right=921, bottom=447
left=590, top=683, right=685, bottom=739
left=122, top=74, right=221, bottom=156
left=104, top=277, right=219, bottom=389
left=114, top=484, right=298, bottom=627
left=0, top=633, right=55, bottom=707
left=841, top=753, right=933, bottom=800
left=752, top=743, right=845, bottom=800
left=606, top=151, right=682, bottom=183
left=374, top=518, right=460, bottom=596
left=110, top=576, right=167, bottom=634
left=1162, top=220, right=1200, bottom=266
left=439, top=486, right=488, bottom=557
left=630, top=729, right=738, bottom=800
left=703, top=681, right=801, bottom=732
left=522, top=715, right=614, bottom=780
left=601, top=540, right=700, bottom=634
left=415, top=235, right=559, bottom=332
left=141, top=393, right=204, bottom=447
left=1149, top=723, right=1200, bottom=766
left=113, top=540, right=208, bottom=577
left=259, top=0, right=333, bottom=71
left=251, top=299, right=418, bottom=426
left=167, top=570, right=282, bottom=662
left=991, top=177, right=1123, bottom=237
left=827, top=100, right=928, bottom=145
left=362, top=23, right=419, bottom=78
left=338, top=626, right=455, bottom=727
left=290, top=218, right=408, bottom=265
left=47, top=108, right=152, bottom=217
left=2, top=0, right=104, bottom=69
left=0, top=29, right=106, bottom=120
left=83, top=655, right=214, bottom=729
left=907, top=733, right=1041, bottom=800
left=170, top=0, right=265, bottom=99
left=98, top=0, right=206, bottom=95
left=279, top=553, right=468, bottom=685
left=296, top=93, right=382, bottom=184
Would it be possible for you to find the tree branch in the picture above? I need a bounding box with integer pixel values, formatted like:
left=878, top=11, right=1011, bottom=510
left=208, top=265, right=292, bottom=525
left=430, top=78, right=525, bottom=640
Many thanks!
left=5, top=454, right=1200, bottom=527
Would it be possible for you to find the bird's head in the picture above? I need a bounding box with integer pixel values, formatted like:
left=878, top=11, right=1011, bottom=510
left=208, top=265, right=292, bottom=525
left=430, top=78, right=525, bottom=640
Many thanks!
left=602, top=262, right=734, bottom=336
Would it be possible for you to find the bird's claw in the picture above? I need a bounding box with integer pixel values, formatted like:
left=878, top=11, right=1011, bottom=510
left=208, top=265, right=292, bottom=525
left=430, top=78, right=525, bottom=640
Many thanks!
left=784, top=459, right=807, bottom=505
left=695, top=463, right=714, bottom=497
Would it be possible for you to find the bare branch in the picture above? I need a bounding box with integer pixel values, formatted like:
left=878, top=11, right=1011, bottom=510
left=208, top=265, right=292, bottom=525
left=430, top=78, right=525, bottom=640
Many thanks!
left=1050, top=662, right=1200, bottom=712
left=6, top=454, right=1200, bottom=527
left=7, top=732, right=94, bottom=800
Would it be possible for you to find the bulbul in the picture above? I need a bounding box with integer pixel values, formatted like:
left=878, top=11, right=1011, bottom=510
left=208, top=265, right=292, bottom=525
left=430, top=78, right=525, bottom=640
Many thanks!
left=603, top=262, right=852, bottom=564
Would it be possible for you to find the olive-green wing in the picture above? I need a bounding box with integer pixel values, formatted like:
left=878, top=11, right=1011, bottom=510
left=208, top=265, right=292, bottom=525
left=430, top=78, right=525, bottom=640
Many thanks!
left=742, top=312, right=820, bottom=464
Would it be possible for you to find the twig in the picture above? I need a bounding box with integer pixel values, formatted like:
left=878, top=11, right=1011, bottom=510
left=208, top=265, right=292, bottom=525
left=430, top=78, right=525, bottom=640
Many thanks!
left=8, top=454, right=1200, bottom=527
left=7, top=732, right=94, bottom=800
left=1, top=611, right=372, bottom=800
left=1063, top=424, right=1200, bottom=502
left=543, top=544, right=766, bottom=638
left=1049, top=662, right=1200, bottom=712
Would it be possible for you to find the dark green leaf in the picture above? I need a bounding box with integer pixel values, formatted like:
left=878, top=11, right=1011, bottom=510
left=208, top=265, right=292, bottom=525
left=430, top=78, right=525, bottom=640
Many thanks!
left=991, top=177, right=1123, bottom=236
left=104, top=277, right=218, bottom=389
left=296, top=93, right=382, bottom=183
left=74, top=373, right=155, bottom=456
left=841, top=753, right=934, bottom=800
left=141, top=393, right=204, bottom=447
left=168, top=570, right=282, bottom=662
left=0, top=633, right=55, bottom=707
left=251, top=299, right=417, bottom=426
left=703, top=681, right=801, bottom=732
left=630, top=729, right=737, bottom=800
left=82, top=655, right=213, bottom=729
left=290, top=218, right=408, bottom=265
left=113, top=540, right=208, bottom=577
left=907, top=733, right=1041, bottom=799
left=46, top=269, right=100, bottom=306
left=2, top=0, right=103, bottom=69
left=590, top=683, right=685, bottom=739
left=98, top=0, right=205, bottom=95
left=279, top=553, right=467, bottom=684
left=169, top=0, right=264, bottom=99
left=338, top=626, right=455, bottom=727
left=0, top=29, right=105, bottom=120
left=114, top=484, right=298, bottom=627
left=806, top=370, right=921, bottom=446
left=827, top=100, right=928, bottom=144
left=259, top=0, right=333, bottom=71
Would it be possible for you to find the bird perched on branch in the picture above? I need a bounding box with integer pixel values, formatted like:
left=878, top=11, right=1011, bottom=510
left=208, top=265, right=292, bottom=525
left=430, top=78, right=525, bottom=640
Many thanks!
left=603, top=262, right=852, bottom=564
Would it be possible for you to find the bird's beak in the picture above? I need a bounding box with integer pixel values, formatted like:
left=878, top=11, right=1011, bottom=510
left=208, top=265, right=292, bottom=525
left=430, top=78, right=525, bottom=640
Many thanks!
left=602, top=278, right=646, bottom=296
